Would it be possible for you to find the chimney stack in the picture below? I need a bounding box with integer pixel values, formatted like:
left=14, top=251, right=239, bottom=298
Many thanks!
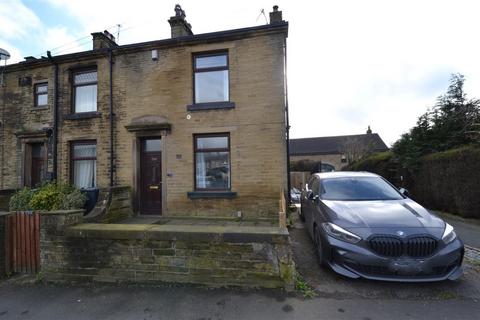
left=91, top=30, right=118, bottom=50
left=269, top=5, right=283, bottom=24
left=366, top=126, right=372, bottom=134
left=168, top=4, right=193, bottom=38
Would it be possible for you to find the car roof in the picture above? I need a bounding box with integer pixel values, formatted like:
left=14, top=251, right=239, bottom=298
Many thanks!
left=313, top=171, right=380, bottom=179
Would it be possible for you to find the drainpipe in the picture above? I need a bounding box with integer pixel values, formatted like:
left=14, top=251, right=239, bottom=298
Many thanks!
left=47, top=51, right=58, bottom=181
left=283, top=38, right=291, bottom=204
left=108, top=49, right=114, bottom=187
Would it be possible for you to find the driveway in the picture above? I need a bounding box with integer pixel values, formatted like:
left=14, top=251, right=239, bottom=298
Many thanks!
left=290, top=214, right=480, bottom=302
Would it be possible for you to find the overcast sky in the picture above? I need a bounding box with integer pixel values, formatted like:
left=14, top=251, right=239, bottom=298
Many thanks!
left=1, top=0, right=480, bottom=145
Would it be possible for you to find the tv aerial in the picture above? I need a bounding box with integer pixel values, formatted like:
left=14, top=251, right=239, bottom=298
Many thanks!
left=0, top=48, right=10, bottom=86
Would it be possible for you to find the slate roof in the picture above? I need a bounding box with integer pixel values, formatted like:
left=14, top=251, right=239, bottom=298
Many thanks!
left=289, top=133, right=389, bottom=156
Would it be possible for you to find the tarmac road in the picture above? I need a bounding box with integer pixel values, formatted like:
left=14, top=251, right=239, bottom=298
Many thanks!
left=0, top=282, right=479, bottom=320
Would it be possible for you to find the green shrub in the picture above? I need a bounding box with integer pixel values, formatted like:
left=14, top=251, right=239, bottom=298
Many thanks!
left=60, top=188, right=87, bottom=210
left=9, top=187, right=34, bottom=211
left=9, top=183, right=87, bottom=211
left=29, top=183, right=63, bottom=210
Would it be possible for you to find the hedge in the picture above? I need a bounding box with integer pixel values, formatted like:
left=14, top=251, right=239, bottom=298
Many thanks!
left=344, top=147, right=480, bottom=219
left=343, top=151, right=401, bottom=186
left=412, top=147, right=480, bottom=219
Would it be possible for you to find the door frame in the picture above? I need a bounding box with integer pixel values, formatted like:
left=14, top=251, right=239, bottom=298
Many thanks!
left=132, top=132, right=167, bottom=216
left=22, top=139, right=48, bottom=188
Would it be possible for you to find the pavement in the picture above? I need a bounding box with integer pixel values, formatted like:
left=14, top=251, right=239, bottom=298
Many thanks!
left=0, top=281, right=480, bottom=320
left=0, top=212, right=480, bottom=320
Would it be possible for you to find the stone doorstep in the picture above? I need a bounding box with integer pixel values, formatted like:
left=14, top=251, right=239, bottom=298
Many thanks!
left=65, top=223, right=290, bottom=244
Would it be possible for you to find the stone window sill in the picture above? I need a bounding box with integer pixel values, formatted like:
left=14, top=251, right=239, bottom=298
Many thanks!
left=187, top=191, right=237, bottom=199
left=31, top=106, right=49, bottom=111
left=186, top=101, right=235, bottom=112
left=63, top=111, right=102, bottom=120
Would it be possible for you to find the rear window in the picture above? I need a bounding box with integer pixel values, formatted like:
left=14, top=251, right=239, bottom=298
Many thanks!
left=320, top=177, right=403, bottom=201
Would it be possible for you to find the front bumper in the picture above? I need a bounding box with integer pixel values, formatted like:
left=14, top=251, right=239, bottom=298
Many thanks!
left=323, top=235, right=464, bottom=282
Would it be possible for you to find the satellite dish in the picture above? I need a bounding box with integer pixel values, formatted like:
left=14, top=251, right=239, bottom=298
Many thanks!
left=0, top=48, right=10, bottom=61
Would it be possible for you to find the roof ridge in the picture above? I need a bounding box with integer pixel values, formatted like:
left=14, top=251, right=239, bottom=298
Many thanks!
left=290, top=133, right=380, bottom=141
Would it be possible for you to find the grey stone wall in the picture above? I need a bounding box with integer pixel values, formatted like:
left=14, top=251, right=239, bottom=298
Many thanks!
left=40, top=211, right=295, bottom=289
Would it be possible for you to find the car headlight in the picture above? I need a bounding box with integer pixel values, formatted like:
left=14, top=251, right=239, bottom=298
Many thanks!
left=322, top=222, right=361, bottom=244
left=442, top=223, right=457, bottom=244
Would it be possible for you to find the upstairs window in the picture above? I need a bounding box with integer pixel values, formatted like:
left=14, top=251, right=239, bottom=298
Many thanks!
left=34, top=83, right=48, bottom=107
left=193, top=52, right=229, bottom=104
left=194, top=134, right=230, bottom=190
left=71, top=141, right=97, bottom=188
left=73, top=70, right=97, bottom=113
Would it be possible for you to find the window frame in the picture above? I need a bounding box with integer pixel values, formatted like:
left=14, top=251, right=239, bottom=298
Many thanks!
left=34, top=82, right=48, bottom=108
left=193, top=133, right=231, bottom=191
left=70, top=140, right=97, bottom=188
left=192, top=50, right=230, bottom=105
left=72, top=68, right=98, bottom=113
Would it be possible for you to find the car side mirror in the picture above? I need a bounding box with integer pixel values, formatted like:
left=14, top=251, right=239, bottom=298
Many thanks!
left=306, top=190, right=313, bottom=200
left=399, top=188, right=410, bottom=198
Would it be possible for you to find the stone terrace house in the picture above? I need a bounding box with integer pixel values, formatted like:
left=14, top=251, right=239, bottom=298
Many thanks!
left=0, top=6, right=289, bottom=220
left=289, top=128, right=389, bottom=171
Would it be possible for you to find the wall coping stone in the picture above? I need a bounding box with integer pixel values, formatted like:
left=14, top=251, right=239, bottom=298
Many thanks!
left=38, top=209, right=85, bottom=216
left=66, top=223, right=289, bottom=244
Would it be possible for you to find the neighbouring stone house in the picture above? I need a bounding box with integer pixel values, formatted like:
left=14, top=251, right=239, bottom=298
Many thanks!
left=0, top=6, right=289, bottom=219
left=289, top=128, right=389, bottom=188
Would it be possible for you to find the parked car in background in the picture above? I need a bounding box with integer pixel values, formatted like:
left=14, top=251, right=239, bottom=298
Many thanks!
left=290, top=187, right=301, bottom=204
left=299, top=171, right=464, bottom=282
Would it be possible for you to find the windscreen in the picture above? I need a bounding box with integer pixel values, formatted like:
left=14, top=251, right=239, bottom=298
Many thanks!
left=321, top=177, right=403, bottom=201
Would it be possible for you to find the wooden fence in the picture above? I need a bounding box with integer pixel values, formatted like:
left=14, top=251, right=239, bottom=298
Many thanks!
left=4, top=212, right=40, bottom=274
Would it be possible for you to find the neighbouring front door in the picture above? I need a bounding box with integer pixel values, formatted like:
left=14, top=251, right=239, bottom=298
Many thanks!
left=29, top=143, right=46, bottom=187
left=140, top=138, right=162, bottom=215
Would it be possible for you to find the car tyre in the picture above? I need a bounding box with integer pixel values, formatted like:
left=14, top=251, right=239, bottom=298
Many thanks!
left=298, top=203, right=306, bottom=222
left=314, top=225, right=326, bottom=267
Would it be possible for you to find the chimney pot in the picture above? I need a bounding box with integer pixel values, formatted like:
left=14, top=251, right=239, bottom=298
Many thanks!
left=269, top=5, right=283, bottom=24
left=168, top=4, right=193, bottom=38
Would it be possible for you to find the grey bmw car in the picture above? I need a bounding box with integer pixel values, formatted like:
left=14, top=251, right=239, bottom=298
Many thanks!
left=300, top=171, right=464, bottom=282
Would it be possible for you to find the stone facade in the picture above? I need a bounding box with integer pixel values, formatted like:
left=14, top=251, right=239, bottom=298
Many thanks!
left=40, top=211, right=295, bottom=289
left=0, top=14, right=289, bottom=219
left=290, top=153, right=347, bottom=172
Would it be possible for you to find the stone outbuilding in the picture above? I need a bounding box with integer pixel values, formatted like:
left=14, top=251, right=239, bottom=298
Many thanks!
left=289, top=128, right=389, bottom=172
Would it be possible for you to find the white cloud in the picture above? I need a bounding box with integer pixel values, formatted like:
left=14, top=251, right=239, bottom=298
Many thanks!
left=0, top=0, right=40, bottom=40
left=0, top=39, right=23, bottom=63
left=43, top=26, right=86, bottom=55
